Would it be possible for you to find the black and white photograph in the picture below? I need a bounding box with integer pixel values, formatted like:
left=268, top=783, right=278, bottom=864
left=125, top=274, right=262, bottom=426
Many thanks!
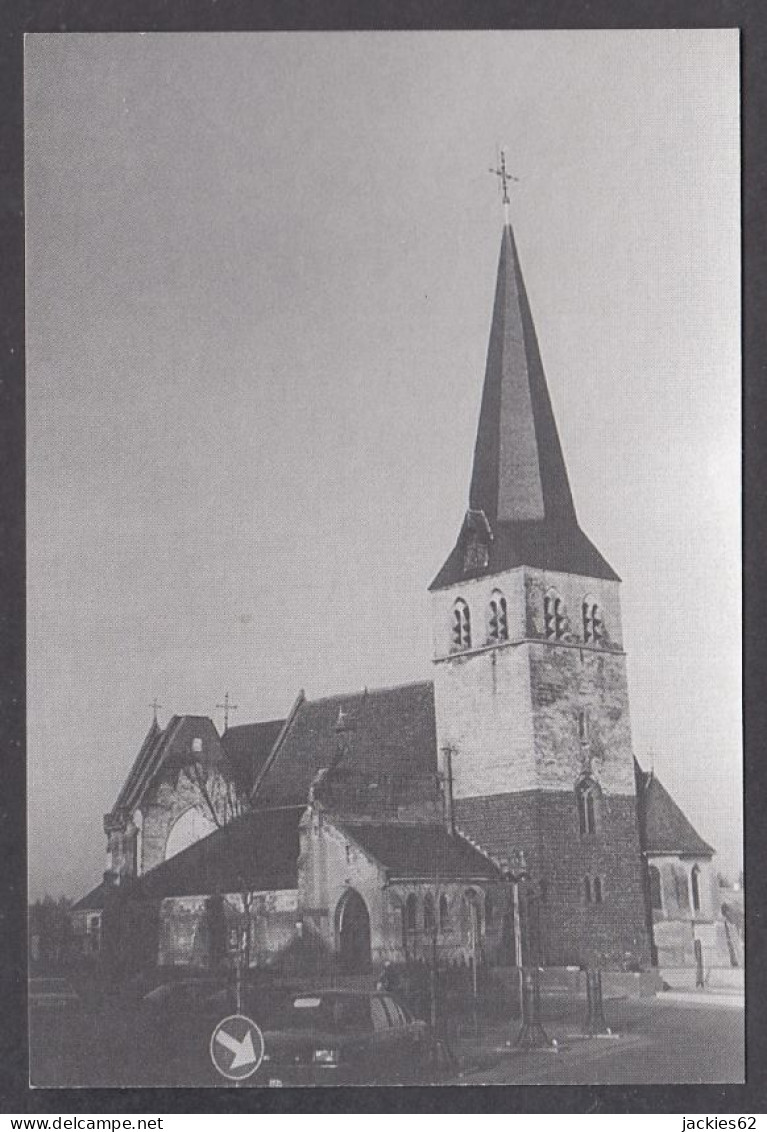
left=25, top=29, right=742, bottom=1088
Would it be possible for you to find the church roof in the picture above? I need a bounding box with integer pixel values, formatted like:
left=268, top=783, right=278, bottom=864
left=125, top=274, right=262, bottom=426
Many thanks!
left=430, top=518, right=618, bottom=590
left=336, top=820, right=501, bottom=881
left=635, top=762, right=715, bottom=857
left=72, top=882, right=106, bottom=912
left=251, top=681, right=437, bottom=808
left=430, top=223, right=618, bottom=590
left=221, top=718, right=285, bottom=794
left=135, top=806, right=303, bottom=898
left=109, top=715, right=225, bottom=819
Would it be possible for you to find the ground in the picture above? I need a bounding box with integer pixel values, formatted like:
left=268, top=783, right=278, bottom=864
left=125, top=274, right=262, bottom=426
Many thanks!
left=29, top=987, right=743, bottom=1088
left=452, top=998, right=744, bottom=1086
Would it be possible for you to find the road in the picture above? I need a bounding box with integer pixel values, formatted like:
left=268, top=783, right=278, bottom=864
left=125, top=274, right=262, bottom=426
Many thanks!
left=30, top=994, right=744, bottom=1088
left=454, top=999, right=744, bottom=1085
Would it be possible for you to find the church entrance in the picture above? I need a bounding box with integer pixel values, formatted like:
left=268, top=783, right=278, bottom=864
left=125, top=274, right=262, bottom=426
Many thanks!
left=336, top=889, right=371, bottom=973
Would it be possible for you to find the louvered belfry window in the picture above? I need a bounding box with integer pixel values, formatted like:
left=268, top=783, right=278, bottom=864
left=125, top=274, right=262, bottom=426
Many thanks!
left=451, top=598, right=471, bottom=650
left=488, top=590, right=509, bottom=643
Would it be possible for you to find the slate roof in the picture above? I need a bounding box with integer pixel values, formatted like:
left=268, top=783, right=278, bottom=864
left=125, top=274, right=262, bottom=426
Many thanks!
left=72, top=882, right=106, bottom=912
left=221, top=719, right=285, bottom=794
left=430, top=517, right=619, bottom=590
left=252, top=681, right=438, bottom=808
left=135, top=806, right=303, bottom=898
left=635, top=762, right=715, bottom=857
left=431, top=222, right=618, bottom=589
left=337, top=820, right=501, bottom=880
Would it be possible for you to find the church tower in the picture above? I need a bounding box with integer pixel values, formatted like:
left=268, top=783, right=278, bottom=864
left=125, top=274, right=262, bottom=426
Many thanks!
left=430, top=209, right=651, bottom=968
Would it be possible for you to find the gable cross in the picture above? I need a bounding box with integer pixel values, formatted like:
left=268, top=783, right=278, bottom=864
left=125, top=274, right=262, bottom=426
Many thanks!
left=216, top=691, right=238, bottom=732
left=149, top=697, right=163, bottom=725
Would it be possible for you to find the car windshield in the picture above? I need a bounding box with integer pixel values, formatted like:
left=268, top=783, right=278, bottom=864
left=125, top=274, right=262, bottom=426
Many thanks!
left=274, top=994, right=372, bottom=1033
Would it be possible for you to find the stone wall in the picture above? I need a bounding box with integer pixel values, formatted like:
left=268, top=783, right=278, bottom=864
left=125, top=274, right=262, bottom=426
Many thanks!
left=455, top=790, right=651, bottom=969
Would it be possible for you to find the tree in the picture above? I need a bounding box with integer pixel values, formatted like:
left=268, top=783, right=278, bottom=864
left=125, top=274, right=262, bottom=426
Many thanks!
left=178, top=761, right=250, bottom=829
left=29, top=895, right=73, bottom=970
left=178, top=759, right=255, bottom=976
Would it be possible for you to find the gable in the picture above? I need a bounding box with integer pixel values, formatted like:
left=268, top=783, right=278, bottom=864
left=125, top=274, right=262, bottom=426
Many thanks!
left=110, top=716, right=225, bottom=818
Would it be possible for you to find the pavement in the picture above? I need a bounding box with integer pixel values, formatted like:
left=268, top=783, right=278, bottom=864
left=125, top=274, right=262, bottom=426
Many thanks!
left=447, top=996, right=744, bottom=1085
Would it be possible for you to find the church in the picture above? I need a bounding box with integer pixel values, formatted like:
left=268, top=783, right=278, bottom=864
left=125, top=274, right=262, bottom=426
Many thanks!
left=74, top=194, right=729, bottom=980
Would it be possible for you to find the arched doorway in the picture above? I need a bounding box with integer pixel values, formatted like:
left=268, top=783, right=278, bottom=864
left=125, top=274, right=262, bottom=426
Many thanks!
left=336, top=888, right=371, bottom=973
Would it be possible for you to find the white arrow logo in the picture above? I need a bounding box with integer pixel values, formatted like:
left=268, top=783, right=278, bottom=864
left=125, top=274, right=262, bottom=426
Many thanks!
left=210, top=1014, right=265, bottom=1080
left=215, top=1026, right=256, bottom=1069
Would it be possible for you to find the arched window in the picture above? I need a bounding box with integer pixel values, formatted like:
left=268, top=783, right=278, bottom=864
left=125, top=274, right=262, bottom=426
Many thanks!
left=544, top=589, right=567, bottom=640
left=648, top=865, right=663, bottom=911
left=439, top=894, right=449, bottom=932
left=451, top=599, right=471, bottom=651
left=488, top=590, right=509, bottom=644
left=484, top=890, right=493, bottom=926
left=582, top=598, right=604, bottom=644
left=405, top=893, right=418, bottom=932
left=584, top=875, right=603, bottom=904
left=576, top=708, right=590, bottom=746
left=462, top=890, right=482, bottom=947
left=423, top=892, right=435, bottom=934
left=691, top=865, right=702, bottom=913
left=575, top=777, right=599, bottom=836
left=674, top=867, right=690, bottom=911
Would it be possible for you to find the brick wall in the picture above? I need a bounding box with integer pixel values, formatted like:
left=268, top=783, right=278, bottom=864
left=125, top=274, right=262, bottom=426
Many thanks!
left=455, top=790, right=651, bottom=969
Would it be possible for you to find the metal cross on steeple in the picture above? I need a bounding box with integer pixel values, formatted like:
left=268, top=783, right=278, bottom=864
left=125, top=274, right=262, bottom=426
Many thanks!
left=489, top=148, right=519, bottom=223
left=149, top=698, right=163, bottom=725
left=216, top=691, right=238, bottom=732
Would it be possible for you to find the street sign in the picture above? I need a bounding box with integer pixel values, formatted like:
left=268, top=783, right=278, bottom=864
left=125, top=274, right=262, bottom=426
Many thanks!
left=209, top=1014, right=265, bottom=1082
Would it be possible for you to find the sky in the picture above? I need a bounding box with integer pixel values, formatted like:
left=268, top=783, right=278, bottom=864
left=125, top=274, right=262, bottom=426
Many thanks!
left=25, top=30, right=741, bottom=899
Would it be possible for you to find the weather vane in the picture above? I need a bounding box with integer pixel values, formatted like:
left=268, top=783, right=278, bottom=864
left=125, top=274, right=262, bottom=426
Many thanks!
left=489, top=148, right=519, bottom=223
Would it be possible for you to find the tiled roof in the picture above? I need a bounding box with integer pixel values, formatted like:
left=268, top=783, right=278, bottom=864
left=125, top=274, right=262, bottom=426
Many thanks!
left=337, top=820, right=501, bottom=880
left=221, top=718, right=285, bottom=793
left=135, top=806, right=303, bottom=898
left=635, top=762, right=715, bottom=857
left=430, top=222, right=618, bottom=590
left=252, top=682, right=437, bottom=808
left=72, top=882, right=106, bottom=911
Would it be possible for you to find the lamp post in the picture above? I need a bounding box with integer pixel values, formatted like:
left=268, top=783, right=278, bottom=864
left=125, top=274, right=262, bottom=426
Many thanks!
left=500, top=853, right=550, bottom=1048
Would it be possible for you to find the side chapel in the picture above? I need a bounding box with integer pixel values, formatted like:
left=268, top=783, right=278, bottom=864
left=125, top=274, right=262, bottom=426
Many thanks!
left=74, top=194, right=730, bottom=977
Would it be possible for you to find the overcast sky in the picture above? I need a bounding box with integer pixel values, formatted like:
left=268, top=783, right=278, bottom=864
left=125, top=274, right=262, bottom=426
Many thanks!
left=25, top=30, right=741, bottom=899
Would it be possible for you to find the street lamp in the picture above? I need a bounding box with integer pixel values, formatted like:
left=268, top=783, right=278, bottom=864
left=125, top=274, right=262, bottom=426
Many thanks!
left=499, top=852, right=551, bottom=1049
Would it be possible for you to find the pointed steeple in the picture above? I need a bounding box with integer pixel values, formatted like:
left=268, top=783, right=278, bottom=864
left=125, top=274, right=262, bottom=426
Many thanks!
left=430, top=221, right=618, bottom=590
left=469, top=223, right=577, bottom=526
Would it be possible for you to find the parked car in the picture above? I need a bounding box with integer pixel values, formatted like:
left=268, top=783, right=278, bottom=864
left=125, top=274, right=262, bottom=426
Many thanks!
left=255, top=989, right=428, bottom=1087
left=29, top=977, right=82, bottom=1011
